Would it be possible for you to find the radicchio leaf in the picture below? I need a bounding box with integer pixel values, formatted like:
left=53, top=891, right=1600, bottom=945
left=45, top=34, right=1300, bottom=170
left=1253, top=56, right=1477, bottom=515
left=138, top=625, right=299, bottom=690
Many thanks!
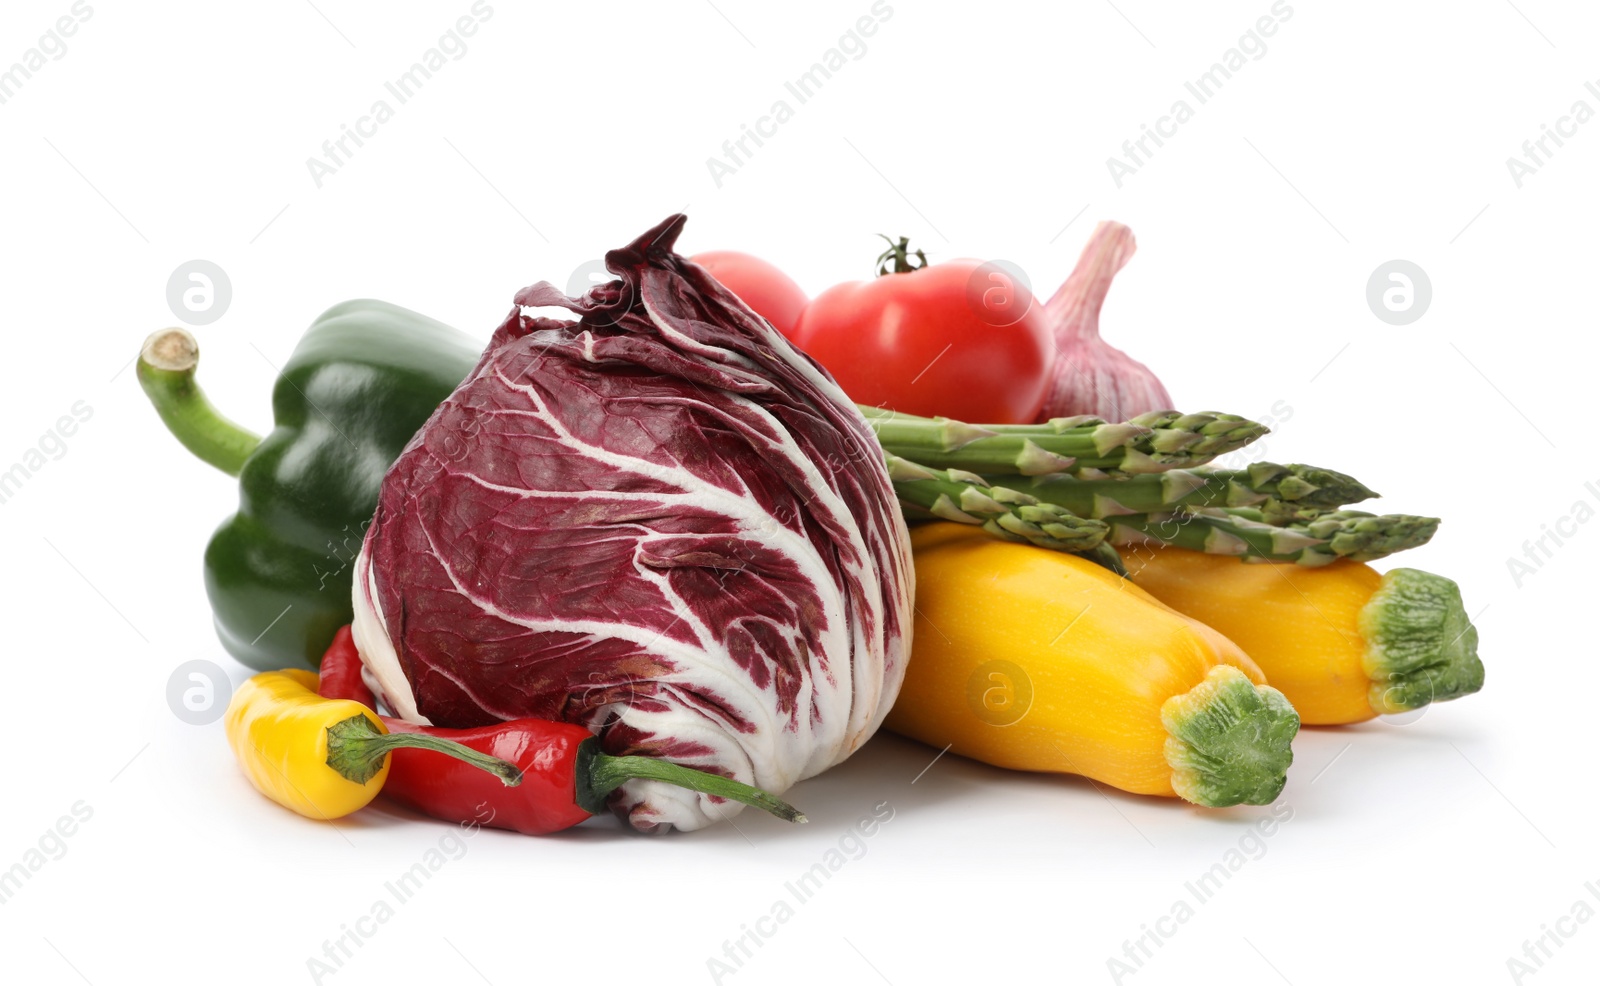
left=351, top=215, right=914, bottom=833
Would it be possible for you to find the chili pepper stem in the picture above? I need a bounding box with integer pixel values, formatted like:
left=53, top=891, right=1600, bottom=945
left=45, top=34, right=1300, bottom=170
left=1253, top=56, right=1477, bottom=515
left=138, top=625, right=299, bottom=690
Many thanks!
left=324, top=714, right=524, bottom=787
left=575, top=739, right=806, bottom=824
left=137, top=327, right=263, bottom=477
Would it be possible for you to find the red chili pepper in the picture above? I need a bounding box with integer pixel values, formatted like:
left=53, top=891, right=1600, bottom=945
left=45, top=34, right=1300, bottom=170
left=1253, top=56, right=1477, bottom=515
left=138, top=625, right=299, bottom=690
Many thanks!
left=317, top=627, right=804, bottom=834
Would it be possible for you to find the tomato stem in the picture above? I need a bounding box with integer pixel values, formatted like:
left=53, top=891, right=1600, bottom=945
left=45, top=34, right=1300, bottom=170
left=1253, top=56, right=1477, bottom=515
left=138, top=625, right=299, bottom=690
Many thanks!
left=875, top=235, right=928, bottom=276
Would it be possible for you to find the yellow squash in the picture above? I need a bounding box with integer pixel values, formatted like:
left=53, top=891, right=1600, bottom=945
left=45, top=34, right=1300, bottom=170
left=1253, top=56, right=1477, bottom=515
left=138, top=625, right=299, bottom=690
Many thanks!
left=224, top=669, right=520, bottom=820
left=886, top=523, right=1299, bottom=807
left=1125, top=545, right=1484, bottom=725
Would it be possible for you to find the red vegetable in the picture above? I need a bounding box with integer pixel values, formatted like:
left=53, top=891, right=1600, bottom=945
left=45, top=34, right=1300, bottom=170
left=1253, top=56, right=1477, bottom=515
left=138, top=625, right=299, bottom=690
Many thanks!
left=351, top=215, right=912, bottom=834
left=317, top=628, right=805, bottom=835
left=690, top=250, right=809, bottom=341
left=793, top=236, right=1053, bottom=423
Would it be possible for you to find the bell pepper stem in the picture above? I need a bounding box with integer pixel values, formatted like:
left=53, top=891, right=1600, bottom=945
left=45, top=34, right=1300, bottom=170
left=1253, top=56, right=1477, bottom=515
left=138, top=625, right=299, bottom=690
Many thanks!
left=575, top=738, right=806, bottom=824
left=324, top=714, right=524, bottom=787
left=137, top=328, right=263, bottom=477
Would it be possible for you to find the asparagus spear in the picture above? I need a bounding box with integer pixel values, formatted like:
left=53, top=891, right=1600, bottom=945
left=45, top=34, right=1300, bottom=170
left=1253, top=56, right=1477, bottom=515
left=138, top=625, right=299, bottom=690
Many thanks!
left=861, top=405, right=1268, bottom=476
left=993, top=462, right=1379, bottom=517
left=886, top=455, right=1109, bottom=553
left=1260, top=508, right=1440, bottom=559
left=1109, top=508, right=1441, bottom=566
left=885, top=454, right=1427, bottom=565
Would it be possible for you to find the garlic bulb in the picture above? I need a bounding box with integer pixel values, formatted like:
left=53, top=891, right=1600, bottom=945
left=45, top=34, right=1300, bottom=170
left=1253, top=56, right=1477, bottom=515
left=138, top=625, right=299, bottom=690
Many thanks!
left=1037, top=221, right=1172, bottom=422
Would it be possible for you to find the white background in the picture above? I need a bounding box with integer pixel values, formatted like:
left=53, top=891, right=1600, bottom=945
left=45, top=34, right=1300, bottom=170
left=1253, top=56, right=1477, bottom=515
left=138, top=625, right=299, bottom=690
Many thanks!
left=1, top=1, right=1595, bottom=983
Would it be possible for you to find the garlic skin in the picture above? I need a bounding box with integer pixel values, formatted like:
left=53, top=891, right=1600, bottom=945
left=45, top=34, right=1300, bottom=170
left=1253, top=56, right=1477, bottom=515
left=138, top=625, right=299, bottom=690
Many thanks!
left=1037, top=221, right=1173, bottom=423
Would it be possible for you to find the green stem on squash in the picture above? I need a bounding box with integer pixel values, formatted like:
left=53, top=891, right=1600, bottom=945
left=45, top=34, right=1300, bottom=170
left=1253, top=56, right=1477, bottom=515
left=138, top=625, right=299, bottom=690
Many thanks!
left=1361, top=568, right=1485, bottom=715
left=1161, top=666, right=1299, bottom=808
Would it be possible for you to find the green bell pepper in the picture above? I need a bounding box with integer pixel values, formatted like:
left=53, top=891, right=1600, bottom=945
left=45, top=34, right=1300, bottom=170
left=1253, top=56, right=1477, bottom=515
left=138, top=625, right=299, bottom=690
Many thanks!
left=138, top=299, right=479, bottom=670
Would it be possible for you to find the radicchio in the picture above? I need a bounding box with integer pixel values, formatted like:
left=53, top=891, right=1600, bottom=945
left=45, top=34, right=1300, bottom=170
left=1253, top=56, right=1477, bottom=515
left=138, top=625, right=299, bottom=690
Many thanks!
left=351, top=215, right=913, bottom=832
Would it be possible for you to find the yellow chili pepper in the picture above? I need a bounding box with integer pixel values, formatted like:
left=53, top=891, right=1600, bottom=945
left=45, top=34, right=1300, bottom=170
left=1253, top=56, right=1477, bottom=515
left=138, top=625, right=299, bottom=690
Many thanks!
left=885, top=523, right=1300, bottom=807
left=1126, top=545, right=1484, bottom=725
left=223, top=669, right=521, bottom=821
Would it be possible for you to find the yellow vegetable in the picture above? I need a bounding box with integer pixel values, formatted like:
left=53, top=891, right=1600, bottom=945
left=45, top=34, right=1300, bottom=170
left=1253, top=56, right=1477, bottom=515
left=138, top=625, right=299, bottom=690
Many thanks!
left=885, top=523, right=1299, bottom=807
left=224, top=669, right=521, bottom=821
left=1126, top=545, right=1484, bottom=725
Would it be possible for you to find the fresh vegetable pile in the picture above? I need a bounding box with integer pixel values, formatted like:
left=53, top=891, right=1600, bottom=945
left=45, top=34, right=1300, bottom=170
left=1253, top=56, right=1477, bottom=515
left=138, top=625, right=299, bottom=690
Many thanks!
left=139, top=214, right=1484, bottom=834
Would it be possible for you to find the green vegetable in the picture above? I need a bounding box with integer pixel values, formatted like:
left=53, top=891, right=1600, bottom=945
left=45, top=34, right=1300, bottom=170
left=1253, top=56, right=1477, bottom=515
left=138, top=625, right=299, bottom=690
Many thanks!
left=861, top=406, right=1268, bottom=476
left=882, top=453, right=1409, bottom=563
left=1110, top=507, right=1441, bottom=566
left=138, top=300, right=480, bottom=670
left=984, top=461, right=1377, bottom=517
left=884, top=454, right=1110, bottom=552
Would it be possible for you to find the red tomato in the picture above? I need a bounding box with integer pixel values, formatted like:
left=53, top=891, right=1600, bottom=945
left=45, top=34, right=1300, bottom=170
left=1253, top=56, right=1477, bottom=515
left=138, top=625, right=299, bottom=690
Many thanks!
left=794, top=252, right=1053, bottom=424
left=690, top=251, right=810, bottom=341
